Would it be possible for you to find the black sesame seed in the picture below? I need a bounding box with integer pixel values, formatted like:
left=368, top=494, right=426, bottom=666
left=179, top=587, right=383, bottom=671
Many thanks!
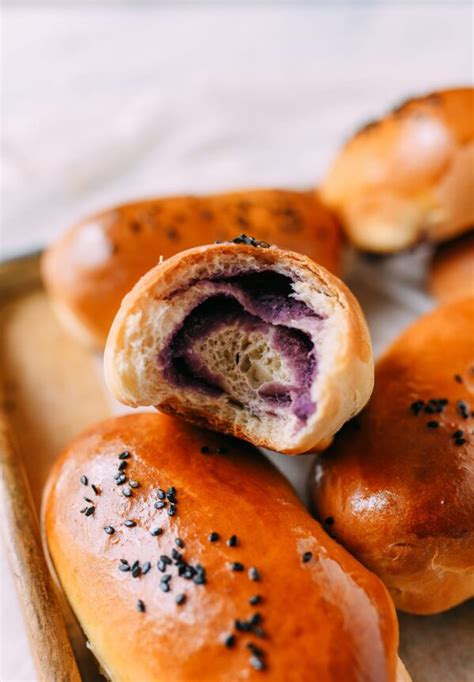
left=80, top=475, right=88, bottom=486
left=142, top=562, right=151, bottom=575
left=171, top=549, right=182, bottom=561
left=118, top=461, right=128, bottom=471
left=175, top=593, right=186, bottom=606
left=457, top=400, right=470, bottom=419
left=160, top=582, right=170, bottom=593
left=248, top=567, right=260, bottom=581
left=167, top=487, right=176, bottom=496
left=84, top=506, right=95, bottom=517
left=247, top=643, right=265, bottom=658
left=132, top=565, right=141, bottom=579
left=200, top=446, right=210, bottom=454
left=426, top=421, right=439, bottom=429
left=161, top=573, right=172, bottom=583
left=118, top=451, right=131, bottom=460
left=150, top=527, right=163, bottom=536
left=224, top=634, right=236, bottom=648
left=455, top=437, right=467, bottom=446
left=193, top=573, right=206, bottom=585
left=91, top=484, right=100, bottom=495
left=115, top=474, right=127, bottom=485
left=104, top=526, right=115, bottom=535
left=454, top=374, right=463, bottom=383
left=120, top=558, right=128, bottom=564
left=129, top=480, right=140, bottom=489
left=167, top=505, right=176, bottom=517
left=208, top=532, right=219, bottom=542
left=235, top=619, right=251, bottom=632
left=136, top=599, right=145, bottom=612
left=324, top=516, right=334, bottom=526
left=175, top=538, right=184, bottom=548
left=131, top=560, right=139, bottom=570
left=250, top=655, right=266, bottom=671
left=453, top=429, right=464, bottom=438
left=119, top=563, right=131, bottom=572
left=156, top=489, right=165, bottom=500
left=253, top=626, right=266, bottom=638
left=249, top=595, right=262, bottom=605
left=231, top=562, right=245, bottom=572
left=410, top=400, right=424, bottom=415
left=227, top=534, right=238, bottom=547
left=84, top=497, right=94, bottom=504
left=80, top=507, right=87, bottom=514
left=157, top=560, right=166, bottom=572
left=123, top=488, right=133, bottom=497
left=160, top=555, right=172, bottom=565
left=302, top=551, right=312, bottom=563
left=124, top=519, right=136, bottom=528
left=155, top=501, right=166, bottom=510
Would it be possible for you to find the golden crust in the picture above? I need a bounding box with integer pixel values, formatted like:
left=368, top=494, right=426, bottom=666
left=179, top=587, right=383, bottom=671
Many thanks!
left=41, top=189, right=342, bottom=348
left=42, top=412, right=400, bottom=682
left=310, top=298, right=474, bottom=614
left=428, top=230, right=474, bottom=303
left=104, top=242, right=373, bottom=454
left=322, top=88, right=474, bottom=253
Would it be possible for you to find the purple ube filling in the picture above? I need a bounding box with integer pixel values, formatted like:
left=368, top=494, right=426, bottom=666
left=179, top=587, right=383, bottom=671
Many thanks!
left=160, top=270, right=319, bottom=423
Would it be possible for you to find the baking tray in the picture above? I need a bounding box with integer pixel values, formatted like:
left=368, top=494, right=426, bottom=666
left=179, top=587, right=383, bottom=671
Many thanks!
left=0, top=252, right=472, bottom=682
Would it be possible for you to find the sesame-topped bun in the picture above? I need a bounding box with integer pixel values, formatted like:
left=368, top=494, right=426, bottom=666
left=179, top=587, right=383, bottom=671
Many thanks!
left=42, top=412, right=407, bottom=682
left=41, top=189, right=342, bottom=348
left=321, top=88, right=474, bottom=253
left=428, top=229, right=474, bottom=302
left=104, top=240, right=373, bottom=455
left=310, top=298, right=474, bottom=614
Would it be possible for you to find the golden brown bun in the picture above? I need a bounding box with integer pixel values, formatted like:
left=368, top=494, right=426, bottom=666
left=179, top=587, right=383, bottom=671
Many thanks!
left=428, top=229, right=474, bottom=302
left=310, top=298, right=474, bottom=614
left=322, top=88, right=474, bottom=253
left=41, top=189, right=342, bottom=348
left=104, top=241, right=373, bottom=454
left=43, top=412, right=401, bottom=682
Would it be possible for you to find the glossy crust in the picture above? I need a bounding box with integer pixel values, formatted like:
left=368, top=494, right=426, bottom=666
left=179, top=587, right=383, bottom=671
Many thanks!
left=104, top=242, right=373, bottom=454
left=310, top=298, right=474, bottom=614
left=428, top=230, right=474, bottom=302
left=322, top=88, right=474, bottom=253
left=41, top=189, right=342, bottom=347
left=42, top=413, right=401, bottom=682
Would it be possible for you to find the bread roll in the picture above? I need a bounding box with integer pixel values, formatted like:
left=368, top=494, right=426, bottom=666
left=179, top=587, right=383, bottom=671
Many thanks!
left=104, top=240, right=373, bottom=454
left=43, top=412, right=404, bottom=682
left=321, top=88, right=474, bottom=253
left=428, top=230, right=474, bottom=302
left=310, top=298, right=474, bottom=614
left=41, top=189, right=342, bottom=348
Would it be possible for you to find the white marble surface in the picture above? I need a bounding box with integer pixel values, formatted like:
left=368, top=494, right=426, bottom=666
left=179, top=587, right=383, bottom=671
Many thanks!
left=1, top=4, right=472, bottom=681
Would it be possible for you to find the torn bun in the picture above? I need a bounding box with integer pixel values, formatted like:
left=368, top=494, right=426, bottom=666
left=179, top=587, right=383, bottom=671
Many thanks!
left=41, top=189, right=342, bottom=348
left=322, top=88, right=474, bottom=253
left=310, top=298, right=474, bottom=614
left=104, top=240, right=373, bottom=454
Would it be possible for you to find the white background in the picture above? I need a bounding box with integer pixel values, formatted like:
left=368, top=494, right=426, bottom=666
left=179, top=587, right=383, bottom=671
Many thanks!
left=1, top=3, right=472, bottom=680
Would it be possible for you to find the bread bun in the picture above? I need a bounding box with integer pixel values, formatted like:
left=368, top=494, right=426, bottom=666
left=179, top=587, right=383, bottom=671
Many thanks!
left=310, top=298, right=474, bottom=614
left=428, top=229, right=474, bottom=302
left=41, top=189, right=342, bottom=348
left=321, top=88, right=474, bottom=253
left=43, top=412, right=403, bottom=681
left=104, top=240, right=373, bottom=454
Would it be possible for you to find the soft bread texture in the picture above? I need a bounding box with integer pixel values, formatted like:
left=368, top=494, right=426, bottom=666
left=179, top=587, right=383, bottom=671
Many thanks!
left=42, top=412, right=402, bottom=682
left=104, top=242, right=373, bottom=454
left=428, top=230, right=474, bottom=303
left=310, top=298, right=474, bottom=614
left=321, top=88, right=474, bottom=253
left=41, top=189, right=342, bottom=348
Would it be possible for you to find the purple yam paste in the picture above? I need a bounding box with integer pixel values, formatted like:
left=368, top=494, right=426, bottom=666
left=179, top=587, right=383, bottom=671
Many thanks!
left=160, top=270, right=319, bottom=422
